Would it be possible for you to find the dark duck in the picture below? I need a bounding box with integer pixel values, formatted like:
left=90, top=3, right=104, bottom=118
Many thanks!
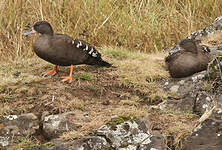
left=165, top=38, right=212, bottom=78
left=24, top=21, right=111, bottom=83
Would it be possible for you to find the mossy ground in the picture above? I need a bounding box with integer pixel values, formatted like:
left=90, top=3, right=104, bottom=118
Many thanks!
left=0, top=47, right=198, bottom=149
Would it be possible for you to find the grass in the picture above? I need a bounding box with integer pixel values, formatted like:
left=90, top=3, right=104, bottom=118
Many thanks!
left=119, top=96, right=140, bottom=106
left=0, top=47, right=197, bottom=149
left=74, top=72, right=94, bottom=81
left=106, top=115, right=138, bottom=126
left=0, top=0, right=222, bottom=61
left=8, top=137, right=37, bottom=150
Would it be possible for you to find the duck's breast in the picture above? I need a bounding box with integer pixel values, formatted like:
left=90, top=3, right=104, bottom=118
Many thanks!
left=33, top=35, right=57, bottom=63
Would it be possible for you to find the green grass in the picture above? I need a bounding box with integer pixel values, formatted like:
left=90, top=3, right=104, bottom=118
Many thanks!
left=0, top=0, right=221, bottom=61
left=102, top=46, right=144, bottom=60
left=74, top=72, right=94, bottom=81
left=8, top=137, right=36, bottom=150
left=106, top=115, right=138, bottom=126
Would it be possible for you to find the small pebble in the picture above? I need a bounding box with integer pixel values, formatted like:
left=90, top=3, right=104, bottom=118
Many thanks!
left=205, top=97, right=211, bottom=102
left=12, top=72, right=21, bottom=78
left=102, top=100, right=110, bottom=105
left=179, top=80, right=185, bottom=85
left=164, top=81, right=169, bottom=86
left=170, top=85, right=180, bottom=93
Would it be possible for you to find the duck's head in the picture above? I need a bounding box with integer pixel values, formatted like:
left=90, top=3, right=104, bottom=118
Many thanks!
left=179, top=38, right=198, bottom=53
left=24, top=21, right=53, bottom=36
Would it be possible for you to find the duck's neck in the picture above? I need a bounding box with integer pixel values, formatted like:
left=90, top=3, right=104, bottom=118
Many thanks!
left=40, top=26, right=54, bottom=36
left=43, top=31, right=53, bottom=36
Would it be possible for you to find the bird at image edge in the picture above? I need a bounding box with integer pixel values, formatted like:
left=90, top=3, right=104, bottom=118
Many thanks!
left=24, top=21, right=111, bottom=83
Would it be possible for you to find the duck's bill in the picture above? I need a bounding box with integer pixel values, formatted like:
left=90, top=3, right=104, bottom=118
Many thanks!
left=24, top=28, right=36, bottom=36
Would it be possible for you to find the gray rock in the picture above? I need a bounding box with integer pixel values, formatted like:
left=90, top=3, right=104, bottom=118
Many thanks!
left=164, top=81, right=169, bottom=86
left=87, top=136, right=110, bottom=149
left=95, top=118, right=164, bottom=149
left=170, top=85, right=180, bottom=93
left=161, top=71, right=221, bottom=115
left=0, top=136, right=9, bottom=147
left=33, top=118, right=164, bottom=150
left=0, top=113, right=38, bottom=147
left=179, top=80, right=185, bottom=85
left=191, top=74, right=205, bottom=83
left=42, top=112, right=79, bottom=139
left=183, top=119, right=222, bottom=150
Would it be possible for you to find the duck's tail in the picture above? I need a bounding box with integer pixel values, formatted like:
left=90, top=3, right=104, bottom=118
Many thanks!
left=97, top=59, right=112, bottom=67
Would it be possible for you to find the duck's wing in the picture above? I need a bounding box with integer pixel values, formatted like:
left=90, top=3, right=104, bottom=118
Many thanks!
left=53, top=33, right=101, bottom=59
left=165, top=51, right=184, bottom=63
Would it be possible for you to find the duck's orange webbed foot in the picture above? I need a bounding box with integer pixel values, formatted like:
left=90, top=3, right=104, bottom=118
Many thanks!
left=43, top=65, right=58, bottom=77
left=61, top=65, right=74, bottom=83
left=61, top=76, right=72, bottom=83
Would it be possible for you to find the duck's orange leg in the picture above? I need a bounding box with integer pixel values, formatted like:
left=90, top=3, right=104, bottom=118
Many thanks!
left=43, top=65, right=57, bottom=77
left=61, top=65, right=74, bottom=83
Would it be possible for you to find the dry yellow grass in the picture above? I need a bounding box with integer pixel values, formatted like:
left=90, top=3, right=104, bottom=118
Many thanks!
left=0, top=0, right=222, bottom=61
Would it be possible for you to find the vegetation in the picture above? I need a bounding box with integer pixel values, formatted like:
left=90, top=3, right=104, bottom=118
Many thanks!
left=0, top=48, right=197, bottom=149
left=0, top=0, right=221, bottom=149
left=0, top=0, right=222, bottom=60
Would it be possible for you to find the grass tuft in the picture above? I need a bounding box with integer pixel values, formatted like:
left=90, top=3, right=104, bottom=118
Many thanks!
left=106, top=115, right=138, bottom=126
left=74, top=72, right=94, bottom=81
left=8, top=137, right=36, bottom=150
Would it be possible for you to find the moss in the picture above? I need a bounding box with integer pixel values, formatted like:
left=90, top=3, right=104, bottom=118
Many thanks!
left=42, top=142, right=55, bottom=147
left=168, top=92, right=180, bottom=98
left=218, top=25, right=222, bottom=30
left=217, top=46, right=222, bottom=50
left=106, top=115, right=138, bottom=127
left=8, top=137, right=37, bottom=150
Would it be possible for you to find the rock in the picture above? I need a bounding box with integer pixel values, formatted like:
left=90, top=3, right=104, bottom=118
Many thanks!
left=102, top=99, right=110, bottom=105
left=183, top=119, right=222, bottom=150
left=160, top=71, right=222, bottom=115
left=170, top=85, right=180, bottom=93
left=87, top=136, right=110, bottom=149
left=191, top=74, right=206, bottom=83
left=42, top=112, right=80, bottom=139
left=0, top=113, right=38, bottom=147
left=179, top=80, right=185, bottom=85
left=34, top=136, right=110, bottom=150
left=31, top=118, right=164, bottom=150
left=46, top=138, right=91, bottom=150
left=12, top=71, right=21, bottom=78
left=0, top=136, right=9, bottom=147
left=164, top=81, right=169, bottom=86
left=94, top=117, right=164, bottom=149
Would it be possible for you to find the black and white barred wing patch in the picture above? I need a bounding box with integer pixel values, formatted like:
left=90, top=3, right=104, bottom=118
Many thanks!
left=71, top=39, right=101, bottom=58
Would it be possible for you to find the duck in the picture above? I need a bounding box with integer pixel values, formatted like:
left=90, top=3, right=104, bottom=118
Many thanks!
left=165, top=38, right=212, bottom=78
left=24, top=21, right=111, bottom=83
